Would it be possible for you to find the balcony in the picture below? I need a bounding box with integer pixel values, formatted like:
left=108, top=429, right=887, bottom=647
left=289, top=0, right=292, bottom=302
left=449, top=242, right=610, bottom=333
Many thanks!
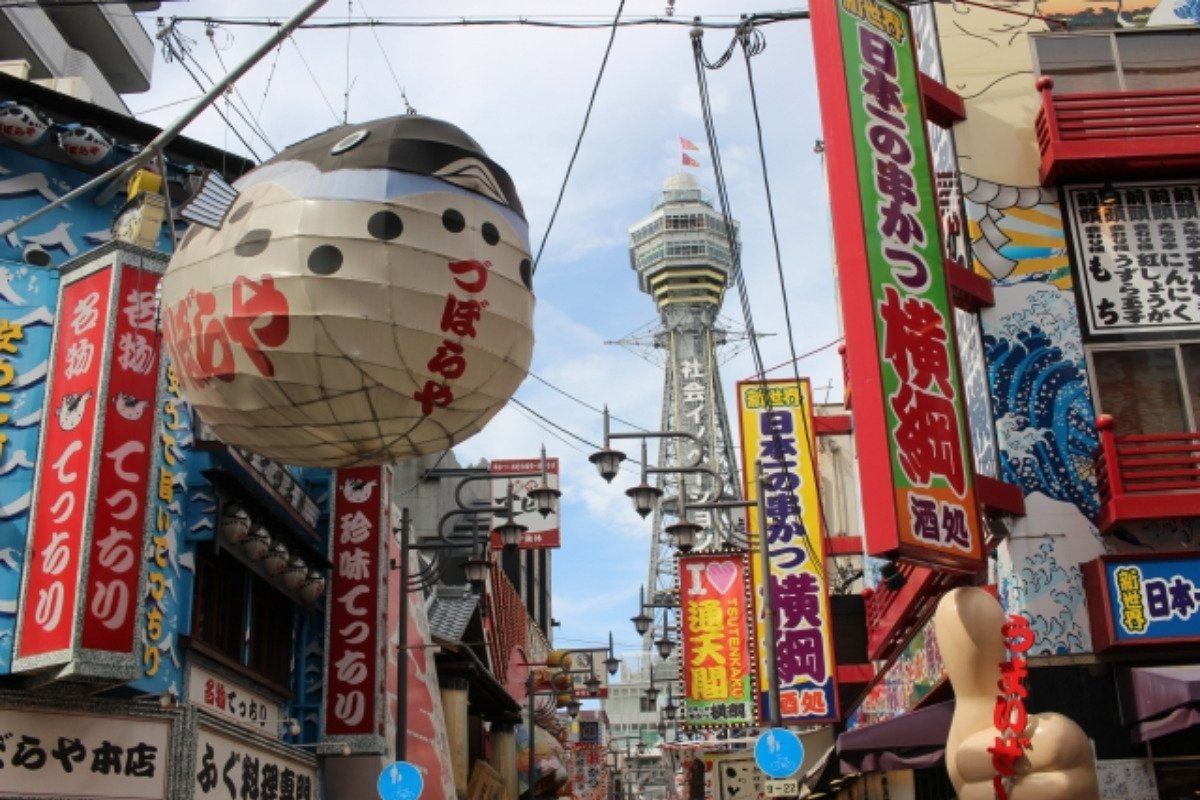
left=863, top=564, right=964, bottom=662
left=1093, top=414, right=1200, bottom=535
left=1035, top=77, right=1200, bottom=185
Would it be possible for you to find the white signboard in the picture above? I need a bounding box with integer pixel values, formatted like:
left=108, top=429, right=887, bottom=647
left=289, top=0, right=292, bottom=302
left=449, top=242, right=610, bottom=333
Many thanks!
left=0, top=708, right=170, bottom=799
left=490, top=457, right=561, bottom=549
left=764, top=778, right=800, bottom=797
left=1066, top=180, right=1200, bottom=337
left=194, top=726, right=318, bottom=800
left=188, top=665, right=283, bottom=737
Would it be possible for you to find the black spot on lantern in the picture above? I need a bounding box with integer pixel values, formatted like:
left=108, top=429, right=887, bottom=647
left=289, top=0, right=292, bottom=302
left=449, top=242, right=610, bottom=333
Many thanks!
left=234, top=229, right=272, bottom=257
left=229, top=202, right=254, bottom=224
left=308, top=244, right=343, bottom=275
left=519, top=258, right=533, bottom=290
left=368, top=210, right=403, bottom=241
left=442, top=208, right=466, bottom=233
left=481, top=222, right=500, bottom=246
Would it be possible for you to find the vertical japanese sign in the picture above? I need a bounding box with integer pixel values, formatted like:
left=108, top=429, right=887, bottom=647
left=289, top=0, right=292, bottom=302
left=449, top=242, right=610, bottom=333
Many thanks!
left=324, top=465, right=391, bottom=752
left=570, top=744, right=607, bottom=800
left=678, top=553, right=755, bottom=727
left=16, top=250, right=167, bottom=677
left=812, top=0, right=984, bottom=572
left=992, top=615, right=1034, bottom=800
left=134, top=357, right=195, bottom=694
left=490, top=457, right=561, bottom=549
left=737, top=379, right=838, bottom=724
left=81, top=266, right=162, bottom=654
left=0, top=265, right=58, bottom=674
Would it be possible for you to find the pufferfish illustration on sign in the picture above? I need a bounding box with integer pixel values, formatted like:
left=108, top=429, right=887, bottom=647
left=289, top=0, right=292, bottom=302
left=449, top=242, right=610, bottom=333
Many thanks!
left=160, top=115, right=534, bottom=468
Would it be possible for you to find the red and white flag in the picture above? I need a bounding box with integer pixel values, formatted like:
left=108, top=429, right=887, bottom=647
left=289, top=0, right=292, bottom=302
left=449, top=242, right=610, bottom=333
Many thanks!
left=682, top=153, right=700, bottom=168
left=680, top=137, right=701, bottom=151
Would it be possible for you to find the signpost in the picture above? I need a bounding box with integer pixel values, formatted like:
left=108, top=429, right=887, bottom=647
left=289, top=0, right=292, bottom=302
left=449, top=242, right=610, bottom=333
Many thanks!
left=764, top=778, right=801, bottom=797
left=755, top=728, right=805, bottom=779
left=378, top=761, right=424, bottom=800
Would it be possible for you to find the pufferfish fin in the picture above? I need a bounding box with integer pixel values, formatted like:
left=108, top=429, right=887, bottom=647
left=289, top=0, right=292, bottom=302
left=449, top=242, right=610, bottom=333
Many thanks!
left=178, top=169, right=240, bottom=230
left=433, top=158, right=508, bottom=207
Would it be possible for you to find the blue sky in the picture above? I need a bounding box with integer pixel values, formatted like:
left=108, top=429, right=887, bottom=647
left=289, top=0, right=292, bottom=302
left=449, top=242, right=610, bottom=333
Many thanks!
left=129, top=1, right=842, bottom=665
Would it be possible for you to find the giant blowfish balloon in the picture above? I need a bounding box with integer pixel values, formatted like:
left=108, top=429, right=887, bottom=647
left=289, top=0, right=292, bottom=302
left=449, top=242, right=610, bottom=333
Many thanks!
left=161, top=115, right=534, bottom=467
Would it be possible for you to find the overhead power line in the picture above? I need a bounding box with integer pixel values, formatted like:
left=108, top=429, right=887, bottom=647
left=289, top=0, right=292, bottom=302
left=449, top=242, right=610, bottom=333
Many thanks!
left=157, top=12, right=810, bottom=31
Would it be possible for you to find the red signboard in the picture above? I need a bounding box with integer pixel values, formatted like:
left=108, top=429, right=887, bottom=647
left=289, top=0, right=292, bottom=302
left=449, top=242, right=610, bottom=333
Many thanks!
left=490, top=458, right=561, bottom=549
left=15, top=252, right=166, bottom=675
left=16, top=267, right=113, bottom=661
left=82, top=266, right=162, bottom=652
left=678, top=553, right=755, bottom=727
left=325, top=465, right=391, bottom=750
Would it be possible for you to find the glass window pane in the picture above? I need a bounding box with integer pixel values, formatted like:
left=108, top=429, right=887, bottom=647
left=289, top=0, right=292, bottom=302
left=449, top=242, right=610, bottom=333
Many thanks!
left=1118, top=31, right=1200, bottom=92
left=1034, top=35, right=1120, bottom=94
left=1093, top=348, right=1186, bottom=435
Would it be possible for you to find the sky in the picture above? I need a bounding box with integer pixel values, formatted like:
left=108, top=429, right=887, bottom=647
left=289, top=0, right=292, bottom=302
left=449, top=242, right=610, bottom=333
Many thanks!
left=127, top=0, right=843, bottom=668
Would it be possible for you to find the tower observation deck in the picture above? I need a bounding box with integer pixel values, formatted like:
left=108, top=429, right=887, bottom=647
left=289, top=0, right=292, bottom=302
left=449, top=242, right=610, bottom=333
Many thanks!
left=628, top=172, right=745, bottom=639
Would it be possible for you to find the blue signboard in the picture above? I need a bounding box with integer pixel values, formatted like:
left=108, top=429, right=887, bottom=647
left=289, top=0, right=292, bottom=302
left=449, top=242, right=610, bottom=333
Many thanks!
left=0, top=261, right=57, bottom=673
left=755, top=728, right=805, bottom=779
left=130, top=357, right=197, bottom=695
left=1107, top=556, right=1200, bottom=643
left=378, top=761, right=424, bottom=800
left=0, top=149, right=144, bottom=267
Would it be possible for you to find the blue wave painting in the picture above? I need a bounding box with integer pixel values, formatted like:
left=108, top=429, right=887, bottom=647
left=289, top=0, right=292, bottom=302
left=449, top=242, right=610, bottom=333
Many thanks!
left=0, top=263, right=57, bottom=673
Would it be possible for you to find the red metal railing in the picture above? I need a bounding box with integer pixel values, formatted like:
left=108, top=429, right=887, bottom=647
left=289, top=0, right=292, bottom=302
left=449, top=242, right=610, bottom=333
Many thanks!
left=1034, top=77, right=1200, bottom=184
left=863, top=564, right=963, bottom=662
left=1093, top=414, right=1200, bottom=534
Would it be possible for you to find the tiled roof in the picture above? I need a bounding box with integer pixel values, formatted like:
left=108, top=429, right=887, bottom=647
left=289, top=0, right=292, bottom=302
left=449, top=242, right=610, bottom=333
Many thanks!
left=428, top=585, right=479, bottom=643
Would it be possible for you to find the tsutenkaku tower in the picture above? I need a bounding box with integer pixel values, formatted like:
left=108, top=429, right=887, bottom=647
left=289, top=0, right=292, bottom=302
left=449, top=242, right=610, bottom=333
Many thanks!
left=627, top=172, right=744, bottom=635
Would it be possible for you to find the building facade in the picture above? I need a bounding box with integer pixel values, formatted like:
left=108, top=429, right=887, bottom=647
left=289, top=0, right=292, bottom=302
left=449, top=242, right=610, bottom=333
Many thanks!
left=815, top=0, right=1200, bottom=797
left=0, top=0, right=157, bottom=114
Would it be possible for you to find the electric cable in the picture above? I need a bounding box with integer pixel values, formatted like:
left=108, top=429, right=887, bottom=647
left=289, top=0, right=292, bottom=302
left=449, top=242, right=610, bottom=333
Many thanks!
left=692, top=19, right=824, bottom=579
left=531, top=0, right=625, bottom=275
left=158, top=25, right=264, bottom=162
left=288, top=34, right=342, bottom=125
left=358, top=0, right=409, bottom=103
left=522, top=368, right=653, bottom=434
left=203, top=22, right=278, bottom=153
left=158, top=12, right=809, bottom=31
left=736, top=20, right=838, bottom=569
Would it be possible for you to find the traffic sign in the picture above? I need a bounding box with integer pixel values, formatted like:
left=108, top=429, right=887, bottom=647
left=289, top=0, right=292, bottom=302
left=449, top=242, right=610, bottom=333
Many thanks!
left=378, top=761, right=424, bottom=800
left=764, top=778, right=801, bottom=797
left=754, top=728, right=804, bottom=779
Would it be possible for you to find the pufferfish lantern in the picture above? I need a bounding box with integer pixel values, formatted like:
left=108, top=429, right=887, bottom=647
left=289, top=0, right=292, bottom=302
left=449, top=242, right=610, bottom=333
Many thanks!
left=161, top=115, right=534, bottom=468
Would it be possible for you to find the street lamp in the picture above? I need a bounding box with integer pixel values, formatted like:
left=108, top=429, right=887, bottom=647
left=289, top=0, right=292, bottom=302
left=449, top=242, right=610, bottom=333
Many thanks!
left=394, top=455, right=560, bottom=762
left=604, top=632, right=622, bottom=676
left=653, top=610, right=675, bottom=661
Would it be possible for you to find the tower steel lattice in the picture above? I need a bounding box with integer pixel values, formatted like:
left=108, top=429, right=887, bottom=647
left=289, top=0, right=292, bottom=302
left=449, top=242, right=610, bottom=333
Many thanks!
left=627, top=173, right=746, bottom=647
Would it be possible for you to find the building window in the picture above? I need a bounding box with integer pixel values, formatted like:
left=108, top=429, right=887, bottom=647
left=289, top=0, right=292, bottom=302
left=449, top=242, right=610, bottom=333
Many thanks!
left=192, top=541, right=295, bottom=688
left=1088, top=343, right=1200, bottom=434
left=1033, top=30, right=1200, bottom=94
left=639, top=696, right=656, bottom=713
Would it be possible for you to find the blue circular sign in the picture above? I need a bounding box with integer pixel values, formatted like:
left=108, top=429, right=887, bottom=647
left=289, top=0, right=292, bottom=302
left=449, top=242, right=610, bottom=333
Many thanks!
left=755, top=729, right=805, bottom=779
left=378, top=761, right=424, bottom=800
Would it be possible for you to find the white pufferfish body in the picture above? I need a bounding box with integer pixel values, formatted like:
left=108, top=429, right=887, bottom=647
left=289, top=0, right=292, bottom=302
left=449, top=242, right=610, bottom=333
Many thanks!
left=161, top=116, right=535, bottom=468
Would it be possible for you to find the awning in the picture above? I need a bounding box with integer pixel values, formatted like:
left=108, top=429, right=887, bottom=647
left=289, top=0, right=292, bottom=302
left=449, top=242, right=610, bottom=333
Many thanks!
left=836, top=700, right=954, bottom=774
left=1118, top=665, right=1200, bottom=743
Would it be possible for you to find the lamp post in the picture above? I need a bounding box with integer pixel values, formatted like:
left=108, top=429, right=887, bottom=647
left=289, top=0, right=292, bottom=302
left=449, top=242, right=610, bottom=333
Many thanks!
left=591, top=413, right=784, bottom=729
left=394, top=454, right=560, bottom=762
left=526, top=643, right=620, bottom=800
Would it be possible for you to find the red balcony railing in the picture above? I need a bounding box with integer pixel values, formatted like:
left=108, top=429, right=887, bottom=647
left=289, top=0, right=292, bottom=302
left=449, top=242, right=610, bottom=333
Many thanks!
left=1093, top=414, right=1200, bottom=535
left=863, top=564, right=964, bottom=662
left=1034, top=77, right=1200, bottom=185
